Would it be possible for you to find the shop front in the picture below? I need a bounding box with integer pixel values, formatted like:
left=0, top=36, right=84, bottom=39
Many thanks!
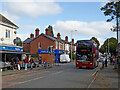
left=0, top=45, right=23, bottom=69
left=38, top=49, right=64, bottom=63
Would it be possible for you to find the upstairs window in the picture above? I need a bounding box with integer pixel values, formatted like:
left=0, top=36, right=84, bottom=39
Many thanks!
left=38, top=42, right=41, bottom=48
left=56, top=41, right=58, bottom=49
left=6, top=30, right=10, bottom=38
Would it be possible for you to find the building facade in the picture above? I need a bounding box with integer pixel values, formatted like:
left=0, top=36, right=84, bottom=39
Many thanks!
left=0, top=14, right=23, bottom=63
left=23, top=28, right=76, bottom=63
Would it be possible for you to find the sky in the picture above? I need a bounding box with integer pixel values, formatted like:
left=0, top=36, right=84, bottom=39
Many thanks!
left=0, top=0, right=117, bottom=47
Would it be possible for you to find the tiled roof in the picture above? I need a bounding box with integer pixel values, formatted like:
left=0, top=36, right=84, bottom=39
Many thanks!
left=23, top=38, right=33, bottom=44
left=31, top=33, right=57, bottom=42
left=23, top=33, right=60, bottom=44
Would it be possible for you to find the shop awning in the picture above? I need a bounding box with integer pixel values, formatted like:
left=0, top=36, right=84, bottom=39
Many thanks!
left=0, top=51, right=34, bottom=55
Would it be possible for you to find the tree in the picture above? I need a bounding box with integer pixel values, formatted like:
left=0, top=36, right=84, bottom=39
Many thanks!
left=104, top=37, right=117, bottom=56
left=99, top=45, right=105, bottom=54
left=99, top=37, right=117, bottom=56
left=90, top=37, right=100, bottom=48
left=48, top=25, right=54, bottom=37
left=16, top=37, right=22, bottom=46
left=101, top=1, right=120, bottom=22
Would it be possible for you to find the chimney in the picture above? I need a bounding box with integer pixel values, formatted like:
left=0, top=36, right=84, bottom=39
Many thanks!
left=35, top=28, right=39, bottom=37
left=45, top=28, right=50, bottom=36
left=57, top=33, right=61, bottom=40
left=72, top=38, right=74, bottom=44
left=30, top=33, right=34, bottom=38
left=65, top=36, right=68, bottom=42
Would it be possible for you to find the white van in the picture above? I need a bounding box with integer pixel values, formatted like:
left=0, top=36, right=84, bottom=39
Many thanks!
left=60, top=54, right=70, bottom=63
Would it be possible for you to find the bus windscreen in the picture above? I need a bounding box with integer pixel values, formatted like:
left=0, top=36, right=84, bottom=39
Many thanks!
left=76, top=41, right=93, bottom=62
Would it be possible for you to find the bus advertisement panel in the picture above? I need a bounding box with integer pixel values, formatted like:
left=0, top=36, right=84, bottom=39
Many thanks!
left=76, top=40, right=99, bottom=68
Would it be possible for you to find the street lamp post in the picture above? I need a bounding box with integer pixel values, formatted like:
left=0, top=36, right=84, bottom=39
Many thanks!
left=71, top=30, right=77, bottom=62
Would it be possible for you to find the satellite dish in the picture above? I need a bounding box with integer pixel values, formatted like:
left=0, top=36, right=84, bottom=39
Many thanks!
left=1, top=38, right=4, bottom=41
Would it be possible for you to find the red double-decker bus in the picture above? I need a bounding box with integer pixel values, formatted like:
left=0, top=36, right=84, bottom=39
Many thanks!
left=76, top=40, right=99, bottom=68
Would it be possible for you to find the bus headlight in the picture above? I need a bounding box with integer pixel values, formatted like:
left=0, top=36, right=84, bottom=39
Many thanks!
left=90, top=62, right=93, bottom=65
left=77, top=62, right=79, bottom=64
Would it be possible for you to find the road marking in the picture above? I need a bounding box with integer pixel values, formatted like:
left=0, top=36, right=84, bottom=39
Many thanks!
left=19, top=76, right=45, bottom=84
left=86, top=66, right=101, bottom=89
left=52, top=71, right=63, bottom=75
left=86, top=75, right=96, bottom=89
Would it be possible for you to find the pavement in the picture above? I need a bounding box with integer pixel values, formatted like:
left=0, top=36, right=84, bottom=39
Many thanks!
left=89, top=64, right=119, bottom=88
left=1, top=63, right=69, bottom=76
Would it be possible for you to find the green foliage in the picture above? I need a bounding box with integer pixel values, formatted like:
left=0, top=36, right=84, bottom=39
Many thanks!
left=16, top=37, right=22, bottom=46
left=69, top=52, right=75, bottom=60
left=48, top=25, right=54, bottom=37
left=100, top=1, right=120, bottom=22
left=99, top=45, right=105, bottom=54
left=99, top=37, right=117, bottom=56
left=90, top=37, right=100, bottom=48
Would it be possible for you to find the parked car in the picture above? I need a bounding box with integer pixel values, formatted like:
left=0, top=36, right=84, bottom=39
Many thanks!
left=0, top=61, right=11, bottom=71
left=60, top=54, right=70, bottom=63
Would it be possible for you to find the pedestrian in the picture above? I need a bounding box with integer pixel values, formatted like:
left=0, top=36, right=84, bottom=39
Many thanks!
left=105, top=58, right=107, bottom=67
left=112, top=58, right=115, bottom=65
left=25, top=57, right=29, bottom=70
left=12, top=57, right=16, bottom=71
left=110, top=57, right=112, bottom=65
left=30, top=58, right=34, bottom=70
left=16, top=57, right=20, bottom=70
left=11, top=57, right=14, bottom=70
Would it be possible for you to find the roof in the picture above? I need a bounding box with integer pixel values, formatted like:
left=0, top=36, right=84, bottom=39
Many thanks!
left=23, top=38, right=33, bottom=44
left=23, top=33, right=59, bottom=44
left=0, top=14, right=19, bottom=29
left=32, top=33, right=57, bottom=42
left=23, top=33, right=75, bottom=45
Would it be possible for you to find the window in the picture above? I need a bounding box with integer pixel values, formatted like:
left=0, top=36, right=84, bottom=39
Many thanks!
left=56, top=41, right=58, bottom=49
left=6, top=30, right=10, bottom=38
left=63, top=43, right=64, bottom=50
left=59, top=42, right=61, bottom=49
left=38, top=42, right=41, bottom=48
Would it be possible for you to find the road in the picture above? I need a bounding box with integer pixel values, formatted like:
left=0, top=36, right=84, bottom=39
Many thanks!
left=2, top=62, right=100, bottom=88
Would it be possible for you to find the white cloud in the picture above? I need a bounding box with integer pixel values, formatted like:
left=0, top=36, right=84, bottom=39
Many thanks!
left=53, top=20, right=115, bottom=45
left=1, top=0, right=62, bottom=22
left=19, top=25, right=39, bottom=31
left=17, top=33, right=30, bottom=41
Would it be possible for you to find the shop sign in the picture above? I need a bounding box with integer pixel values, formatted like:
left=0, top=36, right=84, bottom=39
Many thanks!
left=0, top=45, right=23, bottom=51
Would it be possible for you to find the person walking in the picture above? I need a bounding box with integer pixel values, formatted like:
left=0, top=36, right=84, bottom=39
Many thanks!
left=25, top=57, right=29, bottom=70
left=30, top=58, right=34, bottom=70
left=105, top=58, right=107, bottom=67
left=16, top=57, right=20, bottom=70
left=12, top=57, right=16, bottom=71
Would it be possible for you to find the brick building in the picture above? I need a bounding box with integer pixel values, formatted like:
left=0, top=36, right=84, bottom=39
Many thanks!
left=23, top=28, right=76, bottom=63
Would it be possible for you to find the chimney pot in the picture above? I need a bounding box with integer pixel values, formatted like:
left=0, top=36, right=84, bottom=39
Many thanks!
left=30, top=33, right=34, bottom=38
left=65, top=36, right=68, bottom=42
left=72, top=38, right=74, bottom=44
left=45, top=28, right=50, bottom=36
left=57, top=33, right=61, bottom=39
left=35, top=28, right=39, bottom=37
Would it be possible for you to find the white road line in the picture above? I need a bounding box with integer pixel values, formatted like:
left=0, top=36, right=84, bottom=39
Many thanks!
left=14, top=71, right=63, bottom=85
left=19, top=76, right=45, bottom=84
left=87, top=75, right=96, bottom=89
